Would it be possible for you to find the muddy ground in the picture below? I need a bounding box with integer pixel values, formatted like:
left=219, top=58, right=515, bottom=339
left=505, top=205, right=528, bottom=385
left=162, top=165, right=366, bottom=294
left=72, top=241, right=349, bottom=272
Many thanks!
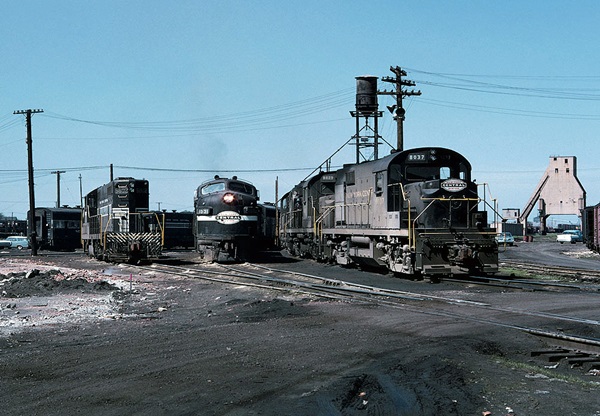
left=0, top=249, right=599, bottom=415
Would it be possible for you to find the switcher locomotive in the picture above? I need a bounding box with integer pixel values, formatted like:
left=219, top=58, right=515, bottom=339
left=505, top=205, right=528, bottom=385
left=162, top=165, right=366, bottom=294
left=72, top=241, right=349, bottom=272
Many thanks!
left=81, top=177, right=163, bottom=263
left=193, top=175, right=275, bottom=261
left=279, top=147, right=498, bottom=278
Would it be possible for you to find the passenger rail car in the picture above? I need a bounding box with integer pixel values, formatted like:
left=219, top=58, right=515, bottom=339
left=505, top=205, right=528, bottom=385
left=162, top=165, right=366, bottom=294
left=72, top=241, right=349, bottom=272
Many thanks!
left=81, top=177, right=162, bottom=263
left=33, top=207, right=82, bottom=251
left=279, top=147, right=498, bottom=277
left=193, top=176, right=275, bottom=261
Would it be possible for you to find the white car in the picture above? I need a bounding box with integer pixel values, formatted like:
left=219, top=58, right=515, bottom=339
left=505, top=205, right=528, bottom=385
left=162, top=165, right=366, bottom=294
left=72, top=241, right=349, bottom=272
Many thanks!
left=0, top=236, right=30, bottom=250
left=556, top=230, right=583, bottom=244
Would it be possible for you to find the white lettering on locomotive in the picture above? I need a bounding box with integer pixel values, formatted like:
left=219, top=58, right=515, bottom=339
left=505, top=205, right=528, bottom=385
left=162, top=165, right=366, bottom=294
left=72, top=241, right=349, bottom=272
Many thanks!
left=215, top=211, right=242, bottom=225
left=441, top=178, right=467, bottom=192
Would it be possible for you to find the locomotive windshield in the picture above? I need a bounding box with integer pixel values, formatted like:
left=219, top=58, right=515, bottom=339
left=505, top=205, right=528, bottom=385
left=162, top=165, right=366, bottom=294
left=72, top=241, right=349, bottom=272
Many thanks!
left=200, top=181, right=256, bottom=196
left=404, top=164, right=468, bottom=182
left=229, top=181, right=256, bottom=196
left=201, top=182, right=226, bottom=195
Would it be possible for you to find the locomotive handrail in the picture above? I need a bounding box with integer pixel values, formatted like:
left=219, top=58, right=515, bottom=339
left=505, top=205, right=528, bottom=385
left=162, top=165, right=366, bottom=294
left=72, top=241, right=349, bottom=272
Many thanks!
left=411, top=200, right=437, bottom=249
left=315, top=205, right=336, bottom=225
left=412, top=196, right=496, bottom=246
left=153, top=212, right=166, bottom=246
left=314, top=205, right=336, bottom=239
left=420, top=197, right=482, bottom=201
left=102, top=213, right=112, bottom=248
left=387, top=182, right=412, bottom=249
left=313, top=203, right=319, bottom=237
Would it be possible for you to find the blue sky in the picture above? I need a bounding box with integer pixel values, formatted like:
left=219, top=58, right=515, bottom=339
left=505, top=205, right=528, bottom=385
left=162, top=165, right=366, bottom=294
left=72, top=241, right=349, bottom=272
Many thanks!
left=1, top=1, right=599, bottom=227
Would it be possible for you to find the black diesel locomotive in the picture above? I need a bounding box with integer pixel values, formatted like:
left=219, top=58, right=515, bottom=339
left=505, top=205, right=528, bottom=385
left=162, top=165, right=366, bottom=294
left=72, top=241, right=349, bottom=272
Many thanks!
left=81, top=177, right=163, bottom=263
left=279, top=147, right=498, bottom=277
left=193, top=175, right=275, bottom=261
left=33, top=207, right=82, bottom=251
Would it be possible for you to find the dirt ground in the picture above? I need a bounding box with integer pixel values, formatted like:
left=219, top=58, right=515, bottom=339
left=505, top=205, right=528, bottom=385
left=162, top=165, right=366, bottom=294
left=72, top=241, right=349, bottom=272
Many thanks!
left=1, top=251, right=599, bottom=416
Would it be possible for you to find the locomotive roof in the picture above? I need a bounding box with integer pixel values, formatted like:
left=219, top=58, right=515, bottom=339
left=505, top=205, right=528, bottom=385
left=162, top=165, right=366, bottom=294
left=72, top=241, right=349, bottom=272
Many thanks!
left=34, top=207, right=82, bottom=213
left=299, top=170, right=333, bottom=188
left=352, top=147, right=471, bottom=173
left=198, top=175, right=254, bottom=187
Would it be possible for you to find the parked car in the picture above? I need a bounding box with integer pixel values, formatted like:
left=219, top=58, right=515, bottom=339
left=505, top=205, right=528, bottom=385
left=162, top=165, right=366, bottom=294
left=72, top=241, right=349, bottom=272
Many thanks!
left=495, top=232, right=514, bottom=246
left=556, top=230, right=583, bottom=244
left=0, top=235, right=30, bottom=250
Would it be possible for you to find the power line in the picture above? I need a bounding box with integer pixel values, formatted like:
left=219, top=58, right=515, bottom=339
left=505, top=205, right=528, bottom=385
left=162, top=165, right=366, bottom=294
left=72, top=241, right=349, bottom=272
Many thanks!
left=418, top=97, right=600, bottom=120
left=404, top=68, right=600, bottom=81
left=41, top=88, right=355, bottom=132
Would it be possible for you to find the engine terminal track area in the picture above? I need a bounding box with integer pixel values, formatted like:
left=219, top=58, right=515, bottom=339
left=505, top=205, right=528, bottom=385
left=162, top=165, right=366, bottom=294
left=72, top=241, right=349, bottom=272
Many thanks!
left=1, top=244, right=600, bottom=415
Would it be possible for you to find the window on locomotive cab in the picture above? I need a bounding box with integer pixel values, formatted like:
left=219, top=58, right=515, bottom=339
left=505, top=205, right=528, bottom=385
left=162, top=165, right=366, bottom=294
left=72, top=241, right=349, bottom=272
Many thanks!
left=440, top=167, right=451, bottom=180
left=346, top=171, right=355, bottom=185
left=321, top=182, right=334, bottom=194
left=229, top=182, right=255, bottom=196
left=405, top=166, right=440, bottom=181
left=201, top=183, right=225, bottom=195
left=375, top=172, right=384, bottom=195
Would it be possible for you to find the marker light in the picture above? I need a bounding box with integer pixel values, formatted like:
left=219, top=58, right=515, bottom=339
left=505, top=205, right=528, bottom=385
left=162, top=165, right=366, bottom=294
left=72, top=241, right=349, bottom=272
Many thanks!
left=223, top=193, right=235, bottom=204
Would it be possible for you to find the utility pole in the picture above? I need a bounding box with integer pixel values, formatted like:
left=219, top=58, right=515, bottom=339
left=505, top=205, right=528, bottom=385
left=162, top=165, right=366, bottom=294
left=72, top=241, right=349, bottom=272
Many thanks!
left=79, top=174, right=83, bottom=208
left=51, top=170, right=66, bottom=208
left=14, top=108, right=44, bottom=256
left=379, top=66, right=421, bottom=152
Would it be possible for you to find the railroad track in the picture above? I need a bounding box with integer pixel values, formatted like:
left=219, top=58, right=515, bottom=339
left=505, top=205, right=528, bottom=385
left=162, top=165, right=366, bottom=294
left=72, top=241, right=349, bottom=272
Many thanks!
left=131, top=261, right=600, bottom=353
left=445, top=273, right=600, bottom=293
left=500, top=260, right=600, bottom=282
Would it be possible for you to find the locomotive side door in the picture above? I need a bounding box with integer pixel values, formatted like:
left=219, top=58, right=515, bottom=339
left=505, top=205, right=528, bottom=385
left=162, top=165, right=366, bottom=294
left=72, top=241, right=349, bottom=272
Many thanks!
left=372, top=170, right=401, bottom=229
left=372, top=171, right=387, bottom=229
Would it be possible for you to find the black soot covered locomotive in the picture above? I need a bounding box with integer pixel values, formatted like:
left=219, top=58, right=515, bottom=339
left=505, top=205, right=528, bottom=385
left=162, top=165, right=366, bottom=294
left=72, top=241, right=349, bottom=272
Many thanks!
left=81, top=177, right=163, bottom=263
left=193, top=175, right=275, bottom=261
left=279, top=147, right=498, bottom=278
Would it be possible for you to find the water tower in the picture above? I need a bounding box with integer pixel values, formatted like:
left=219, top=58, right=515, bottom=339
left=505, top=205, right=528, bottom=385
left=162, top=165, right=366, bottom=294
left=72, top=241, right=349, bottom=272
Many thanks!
left=350, top=76, right=383, bottom=163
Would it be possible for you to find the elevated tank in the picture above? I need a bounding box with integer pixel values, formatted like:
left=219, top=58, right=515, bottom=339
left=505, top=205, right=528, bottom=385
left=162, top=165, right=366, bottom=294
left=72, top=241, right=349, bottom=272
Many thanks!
left=355, top=75, right=378, bottom=114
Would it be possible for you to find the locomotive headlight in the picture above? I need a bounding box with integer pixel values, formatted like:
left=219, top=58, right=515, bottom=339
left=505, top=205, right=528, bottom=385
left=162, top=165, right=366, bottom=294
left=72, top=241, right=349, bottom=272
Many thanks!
left=223, top=193, right=235, bottom=204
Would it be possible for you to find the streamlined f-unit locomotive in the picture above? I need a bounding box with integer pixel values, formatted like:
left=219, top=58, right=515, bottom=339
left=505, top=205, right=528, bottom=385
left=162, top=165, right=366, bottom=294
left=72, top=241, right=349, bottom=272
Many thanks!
left=193, top=176, right=275, bottom=261
left=279, top=147, right=498, bottom=277
left=81, top=177, right=163, bottom=263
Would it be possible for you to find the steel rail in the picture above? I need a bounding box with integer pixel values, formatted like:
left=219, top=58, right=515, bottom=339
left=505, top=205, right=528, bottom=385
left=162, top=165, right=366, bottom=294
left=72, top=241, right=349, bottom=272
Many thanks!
left=131, top=261, right=600, bottom=353
left=501, top=260, right=600, bottom=280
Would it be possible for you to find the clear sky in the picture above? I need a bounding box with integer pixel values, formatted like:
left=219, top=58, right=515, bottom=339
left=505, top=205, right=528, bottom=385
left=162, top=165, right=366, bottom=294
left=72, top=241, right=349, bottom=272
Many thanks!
left=1, top=1, right=599, bottom=227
